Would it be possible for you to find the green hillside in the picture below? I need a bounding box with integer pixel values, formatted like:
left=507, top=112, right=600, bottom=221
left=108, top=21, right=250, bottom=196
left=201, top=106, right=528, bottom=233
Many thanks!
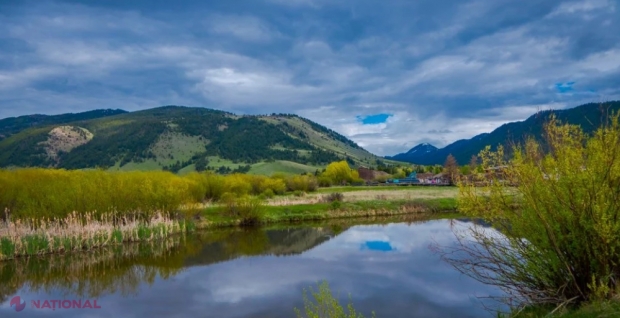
left=0, top=109, right=127, bottom=142
left=0, top=106, right=395, bottom=174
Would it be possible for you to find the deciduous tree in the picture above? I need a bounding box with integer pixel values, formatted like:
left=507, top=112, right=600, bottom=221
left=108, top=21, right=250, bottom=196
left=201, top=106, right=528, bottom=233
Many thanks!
left=443, top=154, right=459, bottom=185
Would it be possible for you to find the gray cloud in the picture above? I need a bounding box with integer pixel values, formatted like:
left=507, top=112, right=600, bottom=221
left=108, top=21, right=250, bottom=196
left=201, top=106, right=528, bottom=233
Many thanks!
left=0, top=0, right=619, bottom=155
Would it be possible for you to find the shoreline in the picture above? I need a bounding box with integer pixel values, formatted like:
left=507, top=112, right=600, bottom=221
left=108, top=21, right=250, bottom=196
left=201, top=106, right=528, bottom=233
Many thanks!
left=0, top=197, right=457, bottom=261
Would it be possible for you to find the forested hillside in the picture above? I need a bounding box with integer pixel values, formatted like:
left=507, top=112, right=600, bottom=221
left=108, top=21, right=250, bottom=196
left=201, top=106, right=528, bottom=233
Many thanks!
left=0, top=109, right=126, bottom=142
left=0, top=106, right=389, bottom=174
left=388, top=101, right=620, bottom=165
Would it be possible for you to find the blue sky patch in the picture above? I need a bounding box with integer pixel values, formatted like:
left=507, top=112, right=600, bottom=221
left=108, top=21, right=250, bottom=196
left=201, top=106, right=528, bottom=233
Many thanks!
left=363, top=241, right=394, bottom=252
left=555, top=82, right=575, bottom=93
left=357, top=114, right=392, bottom=125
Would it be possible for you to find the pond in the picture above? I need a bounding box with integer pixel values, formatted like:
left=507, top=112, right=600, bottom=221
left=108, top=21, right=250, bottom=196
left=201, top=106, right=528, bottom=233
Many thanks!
left=0, top=216, right=504, bottom=317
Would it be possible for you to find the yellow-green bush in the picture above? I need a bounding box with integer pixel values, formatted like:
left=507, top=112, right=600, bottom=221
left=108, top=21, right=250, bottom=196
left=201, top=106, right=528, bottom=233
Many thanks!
left=286, top=175, right=318, bottom=192
left=0, top=168, right=195, bottom=221
left=317, top=175, right=333, bottom=187
left=220, top=193, right=264, bottom=225
left=223, top=174, right=253, bottom=196
left=321, top=161, right=362, bottom=185
left=0, top=168, right=319, bottom=223
left=260, top=178, right=287, bottom=195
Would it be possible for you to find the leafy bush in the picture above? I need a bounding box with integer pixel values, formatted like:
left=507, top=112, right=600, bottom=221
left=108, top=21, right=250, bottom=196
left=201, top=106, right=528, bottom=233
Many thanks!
left=317, top=175, right=333, bottom=187
left=448, top=113, right=620, bottom=309
left=321, top=161, right=365, bottom=185
left=260, top=177, right=287, bottom=195
left=261, top=189, right=275, bottom=199
left=0, top=169, right=194, bottom=221
left=287, top=175, right=318, bottom=192
left=220, top=193, right=264, bottom=225
left=223, top=174, right=253, bottom=196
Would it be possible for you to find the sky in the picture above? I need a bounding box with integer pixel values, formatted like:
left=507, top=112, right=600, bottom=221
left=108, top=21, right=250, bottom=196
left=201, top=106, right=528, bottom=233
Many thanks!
left=0, top=0, right=619, bottom=156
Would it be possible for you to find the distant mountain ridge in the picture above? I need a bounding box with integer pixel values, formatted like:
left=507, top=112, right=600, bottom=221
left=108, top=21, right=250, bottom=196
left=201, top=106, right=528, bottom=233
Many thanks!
left=0, top=106, right=389, bottom=174
left=399, top=143, right=438, bottom=163
left=387, top=101, right=620, bottom=165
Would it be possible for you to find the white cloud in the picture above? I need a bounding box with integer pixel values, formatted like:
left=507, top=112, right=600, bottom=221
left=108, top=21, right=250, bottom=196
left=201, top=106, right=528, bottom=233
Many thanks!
left=1, top=0, right=619, bottom=157
left=550, top=0, right=615, bottom=16
left=209, top=14, right=281, bottom=42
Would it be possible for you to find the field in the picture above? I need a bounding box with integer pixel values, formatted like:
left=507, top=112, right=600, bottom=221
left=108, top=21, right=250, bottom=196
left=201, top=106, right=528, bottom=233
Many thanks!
left=248, top=160, right=320, bottom=175
left=266, top=187, right=458, bottom=206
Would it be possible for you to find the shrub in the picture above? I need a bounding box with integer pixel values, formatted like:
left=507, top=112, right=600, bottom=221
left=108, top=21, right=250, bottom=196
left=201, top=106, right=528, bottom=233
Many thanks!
left=295, top=281, right=374, bottom=318
left=286, top=175, right=318, bottom=192
left=261, top=189, right=275, bottom=199
left=317, top=175, right=333, bottom=187
left=224, top=174, right=253, bottom=196
left=0, top=169, right=193, bottom=221
left=220, top=194, right=264, bottom=226
left=323, top=192, right=344, bottom=203
left=330, top=201, right=342, bottom=210
left=246, top=175, right=266, bottom=195
left=201, top=172, right=226, bottom=201
left=260, top=178, right=287, bottom=195
left=444, top=113, right=620, bottom=309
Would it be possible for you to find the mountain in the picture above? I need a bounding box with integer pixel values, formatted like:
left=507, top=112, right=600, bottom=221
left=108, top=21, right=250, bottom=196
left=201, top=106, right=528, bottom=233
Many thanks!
left=0, top=106, right=389, bottom=174
left=0, top=109, right=127, bottom=142
left=397, top=143, right=438, bottom=163
left=388, top=101, right=620, bottom=165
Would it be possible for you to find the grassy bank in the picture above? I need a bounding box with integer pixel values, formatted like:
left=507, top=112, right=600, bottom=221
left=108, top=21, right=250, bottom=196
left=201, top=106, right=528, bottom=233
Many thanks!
left=317, top=185, right=456, bottom=193
left=0, top=197, right=457, bottom=261
left=196, top=197, right=457, bottom=228
left=509, top=301, right=620, bottom=317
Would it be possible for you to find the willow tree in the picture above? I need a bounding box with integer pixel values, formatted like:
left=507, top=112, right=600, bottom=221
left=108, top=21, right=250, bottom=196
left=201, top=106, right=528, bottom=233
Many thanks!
left=444, top=114, right=620, bottom=310
left=322, top=161, right=360, bottom=185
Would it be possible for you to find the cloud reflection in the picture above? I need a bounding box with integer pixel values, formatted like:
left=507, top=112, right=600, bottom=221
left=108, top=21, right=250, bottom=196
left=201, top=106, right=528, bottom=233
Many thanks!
left=1, top=219, right=504, bottom=318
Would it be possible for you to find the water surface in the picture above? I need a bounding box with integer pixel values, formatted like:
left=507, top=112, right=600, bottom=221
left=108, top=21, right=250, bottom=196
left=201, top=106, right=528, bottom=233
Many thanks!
left=0, top=217, right=503, bottom=317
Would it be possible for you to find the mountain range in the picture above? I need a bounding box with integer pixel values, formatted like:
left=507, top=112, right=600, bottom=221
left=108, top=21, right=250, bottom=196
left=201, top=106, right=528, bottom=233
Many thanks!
left=3, top=101, right=618, bottom=173
left=0, top=106, right=391, bottom=174
left=387, top=101, right=620, bottom=165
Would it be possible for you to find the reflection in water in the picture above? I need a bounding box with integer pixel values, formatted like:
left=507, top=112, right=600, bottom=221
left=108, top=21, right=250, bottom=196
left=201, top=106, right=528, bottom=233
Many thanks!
left=0, top=224, right=336, bottom=303
left=0, top=215, right=504, bottom=318
left=0, top=236, right=189, bottom=302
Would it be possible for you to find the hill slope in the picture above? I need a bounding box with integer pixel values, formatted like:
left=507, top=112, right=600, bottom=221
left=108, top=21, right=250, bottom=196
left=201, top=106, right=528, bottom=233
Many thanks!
left=0, top=106, right=387, bottom=173
left=388, top=101, right=620, bottom=165
left=0, top=109, right=126, bottom=142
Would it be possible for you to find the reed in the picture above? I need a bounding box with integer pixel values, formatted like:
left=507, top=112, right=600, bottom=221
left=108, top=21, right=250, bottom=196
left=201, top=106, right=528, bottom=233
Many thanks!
left=0, top=210, right=193, bottom=261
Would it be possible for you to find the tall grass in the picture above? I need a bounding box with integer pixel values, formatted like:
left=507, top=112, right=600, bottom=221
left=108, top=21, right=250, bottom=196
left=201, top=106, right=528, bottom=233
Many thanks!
left=0, top=211, right=191, bottom=260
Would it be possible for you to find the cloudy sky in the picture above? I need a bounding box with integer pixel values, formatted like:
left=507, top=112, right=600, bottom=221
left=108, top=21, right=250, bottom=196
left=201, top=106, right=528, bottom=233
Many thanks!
left=1, top=0, right=619, bottom=155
